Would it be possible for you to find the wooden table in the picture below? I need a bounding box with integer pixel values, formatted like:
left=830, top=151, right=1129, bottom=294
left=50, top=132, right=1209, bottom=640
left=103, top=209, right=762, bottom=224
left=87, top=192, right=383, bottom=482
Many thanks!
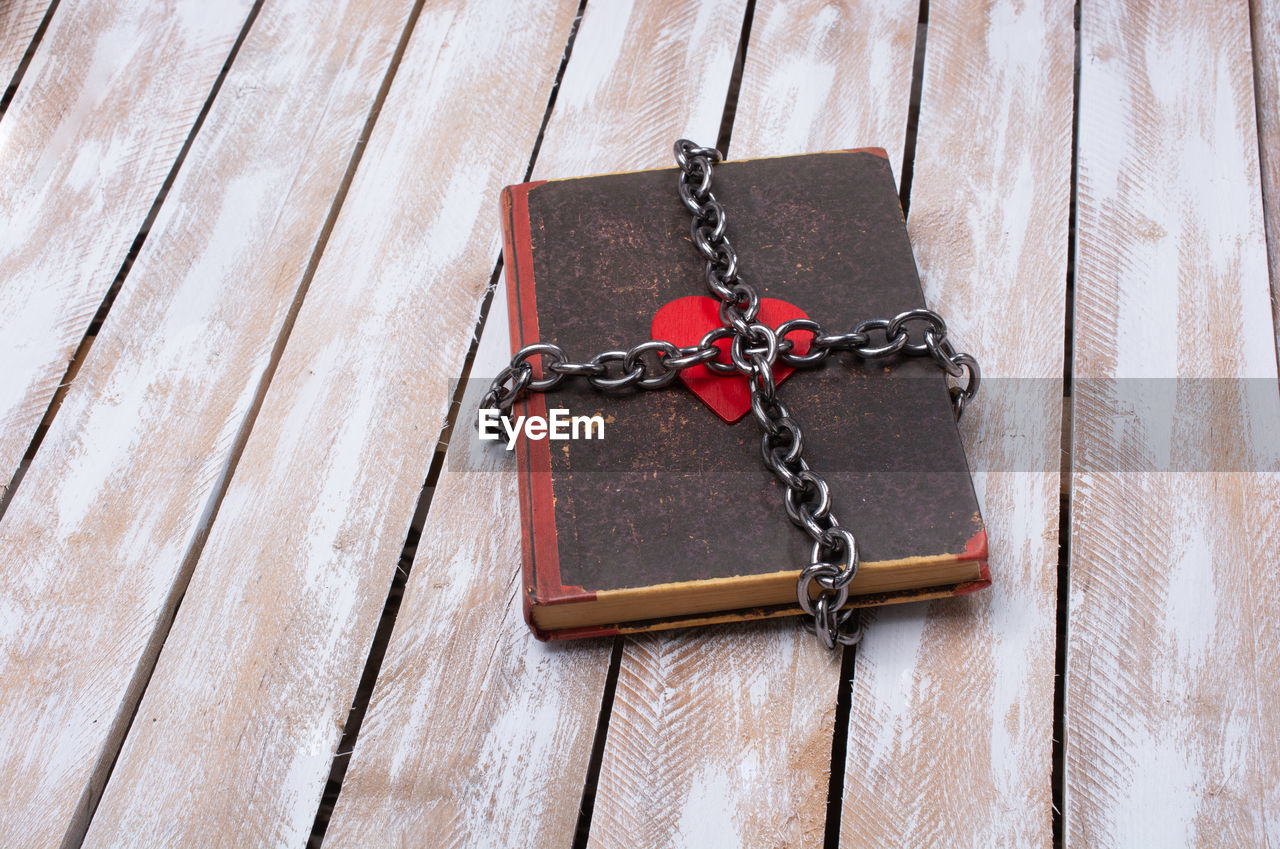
left=1, top=0, right=1277, bottom=846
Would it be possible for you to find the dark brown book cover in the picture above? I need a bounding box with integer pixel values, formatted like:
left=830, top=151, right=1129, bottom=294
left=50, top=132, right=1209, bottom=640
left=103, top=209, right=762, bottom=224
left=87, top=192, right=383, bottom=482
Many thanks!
left=500, top=149, right=988, bottom=640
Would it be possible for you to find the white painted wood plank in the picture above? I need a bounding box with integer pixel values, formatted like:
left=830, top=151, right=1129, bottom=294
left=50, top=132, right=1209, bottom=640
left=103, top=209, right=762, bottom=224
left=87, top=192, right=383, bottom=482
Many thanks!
left=581, top=3, right=920, bottom=848
left=1067, top=0, right=1280, bottom=845
left=0, top=0, right=52, bottom=90
left=0, top=1, right=419, bottom=844
left=322, top=2, right=749, bottom=845
left=841, top=1, right=1073, bottom=845
left=77, top=1, right=583, bottom=845
left=0, top=0, right=255, bottom=494
left=730, top=0, right=918, bottom=179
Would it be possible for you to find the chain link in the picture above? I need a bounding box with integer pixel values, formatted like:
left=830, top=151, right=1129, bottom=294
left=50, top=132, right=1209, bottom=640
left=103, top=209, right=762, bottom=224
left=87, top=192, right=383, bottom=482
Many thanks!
left=479, top=140, right=981, bottom=649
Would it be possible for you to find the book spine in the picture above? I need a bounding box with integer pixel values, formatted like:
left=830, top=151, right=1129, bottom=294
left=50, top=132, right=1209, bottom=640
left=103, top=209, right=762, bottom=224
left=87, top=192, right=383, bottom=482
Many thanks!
left=501, top=181, right=596, bottom=641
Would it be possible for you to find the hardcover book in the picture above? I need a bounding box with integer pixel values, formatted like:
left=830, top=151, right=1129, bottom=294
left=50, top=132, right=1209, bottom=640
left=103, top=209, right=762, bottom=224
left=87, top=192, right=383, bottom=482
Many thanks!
left=500, top=149, right=988, bottom=640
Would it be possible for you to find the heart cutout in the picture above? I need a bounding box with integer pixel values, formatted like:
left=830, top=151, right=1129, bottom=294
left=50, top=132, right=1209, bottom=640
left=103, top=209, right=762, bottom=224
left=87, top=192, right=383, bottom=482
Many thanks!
left=651, top=295, right=812, bottom=423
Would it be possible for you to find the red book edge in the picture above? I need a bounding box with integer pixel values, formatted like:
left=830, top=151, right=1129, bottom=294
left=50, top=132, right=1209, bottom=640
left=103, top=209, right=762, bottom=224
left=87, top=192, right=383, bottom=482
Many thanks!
left=502, top=181, right=598, bottom=641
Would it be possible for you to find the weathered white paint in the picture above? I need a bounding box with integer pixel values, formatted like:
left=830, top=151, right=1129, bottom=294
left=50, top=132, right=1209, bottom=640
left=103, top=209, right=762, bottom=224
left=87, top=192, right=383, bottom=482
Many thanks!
left=593, top=624, right=837, bottom=849
left=840, top=1, right=1073, bottom=845
left=735, top=0, right=917, bottom=177
left=529, top=1, right=744, bottom=182
left=0, top=2, right=419, bottom=845
left=0, top=0, right=256, bottom=495
left=75, top=0, right=583, bottom=845
left=0, top=0, right=52, bottom=91
left=1067, top=0, right=1280, bottom=845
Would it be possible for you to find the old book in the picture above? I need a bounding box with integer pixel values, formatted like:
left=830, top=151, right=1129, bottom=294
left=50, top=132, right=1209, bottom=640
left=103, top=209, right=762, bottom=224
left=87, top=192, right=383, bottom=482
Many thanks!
left=499, top=149, right=988, bottom=640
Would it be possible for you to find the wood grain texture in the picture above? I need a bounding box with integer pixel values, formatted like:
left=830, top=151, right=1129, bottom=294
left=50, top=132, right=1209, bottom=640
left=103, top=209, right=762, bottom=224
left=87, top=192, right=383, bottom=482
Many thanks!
left=584, top=3, right=919, bottom=848
left=0, top=0, right=255, bottom=494
left=1067, top=0, right=1280, bottom=846
left=323, top=2, right=749, bottom=845
left=0, top=1, right=419, bottom=845
left=592, top=625, right=840, bottom=849
left=1253, top=0, right=1280, bottom=348
left=0, top=0, right=52, bottom=90
left=729, top=0, right=918, bottom=179
left=76, top=1, right=582, bottom=845
left=840, top=1, right=1073, bottom=845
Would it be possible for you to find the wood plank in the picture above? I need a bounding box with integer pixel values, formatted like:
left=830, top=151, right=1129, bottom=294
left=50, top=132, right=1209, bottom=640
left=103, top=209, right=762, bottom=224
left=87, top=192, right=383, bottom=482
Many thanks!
left=841, top=0, right=1073, bottom=845
left=1253, top=0, right=1280, bottom=347
left=321, top=3, right=749, bottom=846
left=594, top=623, right=844, bottom=849
left=0, top=0, right=52, bottom=91
left=583, top=3, right=920, bottom=847
left=77, top=1, right=583, bottom=845
left=0, top=1, right=420, bottom=845
left=1066, top=0, right=1280, bottom=845
left=0, top=0, right=255, bottom=494
left=727, top=0, right=919, bottom=178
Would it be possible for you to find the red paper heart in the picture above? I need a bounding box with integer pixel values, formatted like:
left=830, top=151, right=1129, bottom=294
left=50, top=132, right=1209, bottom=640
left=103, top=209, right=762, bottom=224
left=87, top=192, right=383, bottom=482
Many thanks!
left=651, top=296, right=811, bottom=423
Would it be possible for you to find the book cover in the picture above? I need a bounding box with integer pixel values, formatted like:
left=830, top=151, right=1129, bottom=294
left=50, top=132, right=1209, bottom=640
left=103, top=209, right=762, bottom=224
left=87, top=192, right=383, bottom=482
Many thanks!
left=500, top=149, right=988, bottom=640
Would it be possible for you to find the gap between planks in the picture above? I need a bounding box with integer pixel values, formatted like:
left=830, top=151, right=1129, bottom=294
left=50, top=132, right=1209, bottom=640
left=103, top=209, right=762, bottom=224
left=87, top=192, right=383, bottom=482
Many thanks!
left=896, top=0, right=930, bottom=217
left=1053, top=3, right=1084, bottom=845
left=0, top=0, right=58, bottom=117
left=0, top=0, right=266, bottom=521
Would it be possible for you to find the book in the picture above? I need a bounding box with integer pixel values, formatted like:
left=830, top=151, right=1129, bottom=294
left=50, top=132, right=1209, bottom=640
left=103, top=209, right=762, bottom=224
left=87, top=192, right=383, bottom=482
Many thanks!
left=499, top=148, right=988, bottom=640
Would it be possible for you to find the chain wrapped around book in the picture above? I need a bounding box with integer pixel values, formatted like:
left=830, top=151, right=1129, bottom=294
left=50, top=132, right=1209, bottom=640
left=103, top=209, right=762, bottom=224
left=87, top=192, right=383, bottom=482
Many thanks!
left=480, top=140, right=981, bottom=650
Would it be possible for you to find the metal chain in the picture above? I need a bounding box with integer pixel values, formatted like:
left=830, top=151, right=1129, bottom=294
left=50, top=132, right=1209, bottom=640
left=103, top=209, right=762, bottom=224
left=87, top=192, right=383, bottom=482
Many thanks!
left=676, top=139, right=857, bottom=649
left=478, top=313, right=978, bottom=424
left=479, top=140, right=981, bottom=650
